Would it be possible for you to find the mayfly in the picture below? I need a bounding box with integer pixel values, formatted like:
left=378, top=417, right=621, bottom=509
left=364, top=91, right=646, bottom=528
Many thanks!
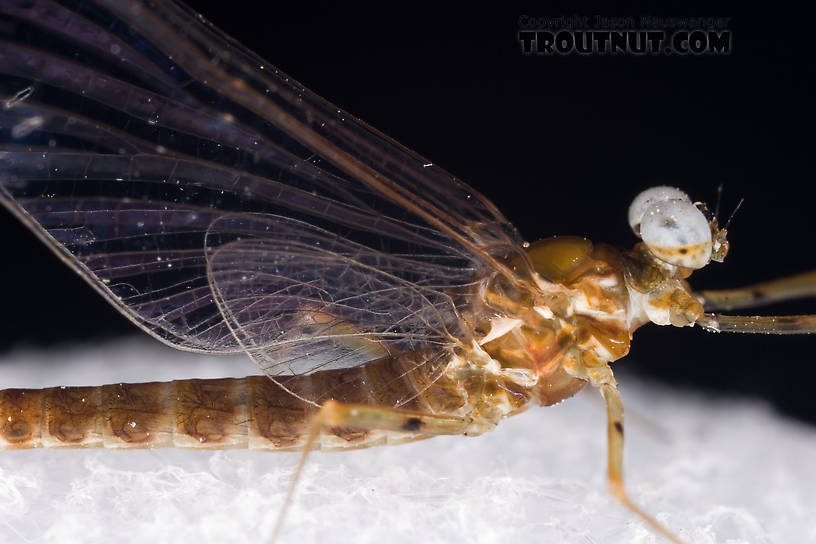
left=0, top=1, right=814, bottom=543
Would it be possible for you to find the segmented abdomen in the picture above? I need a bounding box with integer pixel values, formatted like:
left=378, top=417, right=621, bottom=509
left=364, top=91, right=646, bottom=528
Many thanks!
left=0, top=349, right=473, bottom=451
left=1, top=377, right=275, bottom=450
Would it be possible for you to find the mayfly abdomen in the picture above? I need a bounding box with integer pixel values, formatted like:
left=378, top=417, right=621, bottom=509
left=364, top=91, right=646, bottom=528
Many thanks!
left=0, top=352, right=469, bottom=451
left=3, top=377, right=257, bottom=450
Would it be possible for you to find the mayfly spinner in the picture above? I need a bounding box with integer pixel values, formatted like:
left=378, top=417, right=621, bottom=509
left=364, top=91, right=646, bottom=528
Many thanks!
left=0, top=1, right=814, bottom=542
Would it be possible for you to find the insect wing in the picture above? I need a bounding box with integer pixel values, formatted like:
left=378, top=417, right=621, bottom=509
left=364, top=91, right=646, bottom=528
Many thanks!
left=0, top=0, right=523, bottom=389
left=205, top=214, right=480, bottom=405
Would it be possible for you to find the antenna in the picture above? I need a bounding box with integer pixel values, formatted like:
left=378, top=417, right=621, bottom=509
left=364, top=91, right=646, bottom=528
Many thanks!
left=714, top=183, right=724, bottom=221
left=724, top=197, right=744, bottom=230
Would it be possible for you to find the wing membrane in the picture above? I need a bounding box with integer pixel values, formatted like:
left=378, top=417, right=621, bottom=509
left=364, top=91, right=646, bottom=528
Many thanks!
left=0, top=0, right=527, bottom=396
left=205, top=215, right=479, bottom=405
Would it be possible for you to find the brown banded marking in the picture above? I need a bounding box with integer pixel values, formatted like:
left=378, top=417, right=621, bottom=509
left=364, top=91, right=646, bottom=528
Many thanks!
left=104, top=381, right=174, bottom=447
left=175, top=378, right=248, bottom=449
left=0, top=388, right=44, bottom=449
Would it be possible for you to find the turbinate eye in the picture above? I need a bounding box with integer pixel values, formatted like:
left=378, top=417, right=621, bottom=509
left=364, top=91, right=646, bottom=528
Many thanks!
left=639, top=199, right=713, bottom=269
left=628, top=186, right=690, bottom=236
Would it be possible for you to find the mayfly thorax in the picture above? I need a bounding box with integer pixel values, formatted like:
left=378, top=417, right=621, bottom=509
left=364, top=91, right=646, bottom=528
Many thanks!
left=1, top=1, right=814, bottom=543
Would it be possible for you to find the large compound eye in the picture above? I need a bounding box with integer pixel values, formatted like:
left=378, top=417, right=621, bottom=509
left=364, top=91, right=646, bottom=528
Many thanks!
left=628, top=186, right=690, bottom=236
left=640, top=199, right=713, bottom=269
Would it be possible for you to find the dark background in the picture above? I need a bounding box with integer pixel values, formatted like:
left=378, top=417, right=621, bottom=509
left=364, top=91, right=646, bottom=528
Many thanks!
left=1, top=4, right=815, bottom=423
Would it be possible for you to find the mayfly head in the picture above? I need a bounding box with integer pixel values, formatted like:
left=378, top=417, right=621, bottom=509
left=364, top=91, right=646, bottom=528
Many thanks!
left=628, top=185, right=729, bottom=270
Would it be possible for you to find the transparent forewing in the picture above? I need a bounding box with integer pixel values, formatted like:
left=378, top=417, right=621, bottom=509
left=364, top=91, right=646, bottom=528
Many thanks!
left=205, top=215, right=480, bottom=405
left=0, top=1, right=525, bottom=364
left=96, top=0, right=520, bottom=249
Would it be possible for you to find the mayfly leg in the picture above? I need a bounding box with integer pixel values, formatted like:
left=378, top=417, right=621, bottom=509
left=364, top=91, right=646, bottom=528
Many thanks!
left=600, top=383, right=686, bottom=544
left=696, top=270, right=816, bottom=334
left=699, top=270, right=816, bottom=311
left=269, top=401, right=469, bottom=543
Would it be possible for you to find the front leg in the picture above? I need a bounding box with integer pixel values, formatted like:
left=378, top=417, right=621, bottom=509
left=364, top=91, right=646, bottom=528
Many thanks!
left=699, top=269, right=816, bottom=311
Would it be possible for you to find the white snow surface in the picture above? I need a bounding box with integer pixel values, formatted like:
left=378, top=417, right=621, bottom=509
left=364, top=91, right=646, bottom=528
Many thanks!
left=1, top=337, right=814, bottom=544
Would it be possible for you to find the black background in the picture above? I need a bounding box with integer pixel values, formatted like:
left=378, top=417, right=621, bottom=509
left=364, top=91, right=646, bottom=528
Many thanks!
left=1, top=4, right=815, bottom=423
